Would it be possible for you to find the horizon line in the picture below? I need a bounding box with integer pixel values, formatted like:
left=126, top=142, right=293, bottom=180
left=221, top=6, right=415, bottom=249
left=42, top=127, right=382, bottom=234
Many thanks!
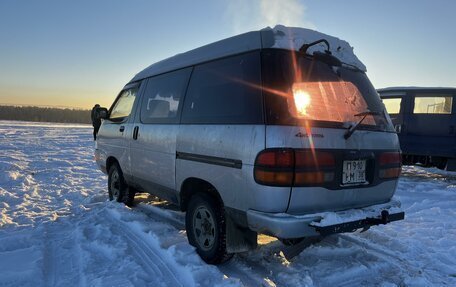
left=0, top=102, right=93, bottom=110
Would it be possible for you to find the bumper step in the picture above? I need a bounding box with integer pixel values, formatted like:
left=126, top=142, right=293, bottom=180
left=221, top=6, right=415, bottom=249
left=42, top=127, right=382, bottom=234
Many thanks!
left=312, top=211, right=405, bottom=236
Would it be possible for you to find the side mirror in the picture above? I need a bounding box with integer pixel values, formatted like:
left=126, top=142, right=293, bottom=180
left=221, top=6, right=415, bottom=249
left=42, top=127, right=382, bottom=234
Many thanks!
left=96, top=107, right=109, bottom=119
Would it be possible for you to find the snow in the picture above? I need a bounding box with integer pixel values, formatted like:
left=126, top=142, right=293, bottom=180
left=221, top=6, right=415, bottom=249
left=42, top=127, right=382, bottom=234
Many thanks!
left=266, top=25, right=367, bottom=72
left=1, top=120, right=456, bottom=286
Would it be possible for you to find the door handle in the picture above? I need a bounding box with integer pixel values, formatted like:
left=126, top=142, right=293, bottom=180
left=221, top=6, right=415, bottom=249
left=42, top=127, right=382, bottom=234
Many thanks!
left=119, top=125, right=125, bottom=132
left=133, top=126, right=139, bottom=140
left=394, top=124, right=402, bottom=133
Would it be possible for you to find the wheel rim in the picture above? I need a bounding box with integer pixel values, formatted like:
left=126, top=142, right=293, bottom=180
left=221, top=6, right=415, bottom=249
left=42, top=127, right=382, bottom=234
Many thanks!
left=110, top=170, right=120, bottom=199
left=193, top=206, right=216, bottom=251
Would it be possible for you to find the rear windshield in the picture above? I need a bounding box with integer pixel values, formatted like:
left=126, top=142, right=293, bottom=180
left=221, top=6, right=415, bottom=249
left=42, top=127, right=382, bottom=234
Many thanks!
left=262, top=49, right=394, bottom=132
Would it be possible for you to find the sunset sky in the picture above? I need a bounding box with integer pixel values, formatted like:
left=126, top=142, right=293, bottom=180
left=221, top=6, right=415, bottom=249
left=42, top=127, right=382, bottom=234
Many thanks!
left=1, top=0, right=455, bottom=109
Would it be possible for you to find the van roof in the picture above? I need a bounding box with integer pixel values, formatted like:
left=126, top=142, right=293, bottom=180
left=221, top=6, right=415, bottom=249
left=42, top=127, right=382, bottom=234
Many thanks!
left=129, top=25, right=366, bottom=83
left=378, top=87, right=456, bottom=94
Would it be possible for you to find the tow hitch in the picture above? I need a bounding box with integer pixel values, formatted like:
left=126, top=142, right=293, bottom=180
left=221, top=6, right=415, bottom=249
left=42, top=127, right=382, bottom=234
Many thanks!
left=312, top=210, right=405, bottom=236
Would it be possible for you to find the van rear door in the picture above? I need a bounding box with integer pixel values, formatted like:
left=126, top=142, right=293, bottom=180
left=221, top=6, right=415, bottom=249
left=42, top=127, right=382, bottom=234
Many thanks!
left=406, top=92, right=455, bottom=158
left=261, top=49, right=400, bottom=214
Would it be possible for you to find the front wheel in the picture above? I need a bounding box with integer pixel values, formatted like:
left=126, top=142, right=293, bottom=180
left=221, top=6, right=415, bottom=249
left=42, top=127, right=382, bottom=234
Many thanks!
left=185, top=193, right=232, bottom=264
left=108, top=163, right=135, bottom=206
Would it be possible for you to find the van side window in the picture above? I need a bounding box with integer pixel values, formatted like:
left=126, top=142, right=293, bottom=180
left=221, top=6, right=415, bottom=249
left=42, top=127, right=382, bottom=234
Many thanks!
left=413, top=95, right=453, bottom=114
left=140, top=68, right=192, bottom=124
left=181, top=52, right=262, bottom=124
left=382, top=98, right=402, bottom=114
left=109, top=87, right=138, bottom=121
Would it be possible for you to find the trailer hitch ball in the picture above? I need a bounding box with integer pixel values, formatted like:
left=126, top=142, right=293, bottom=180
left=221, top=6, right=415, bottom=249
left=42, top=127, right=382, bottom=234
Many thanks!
left=381, top=210, right=389, bottom=224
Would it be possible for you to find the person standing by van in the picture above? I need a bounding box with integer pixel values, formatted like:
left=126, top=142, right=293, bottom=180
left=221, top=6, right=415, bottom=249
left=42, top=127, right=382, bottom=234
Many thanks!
left=91, top=104, right=101, bottom=140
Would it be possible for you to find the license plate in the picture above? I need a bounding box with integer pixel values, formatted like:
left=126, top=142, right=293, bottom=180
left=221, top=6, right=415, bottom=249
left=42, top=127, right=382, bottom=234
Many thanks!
left=342, top=160, right=366, bottom=185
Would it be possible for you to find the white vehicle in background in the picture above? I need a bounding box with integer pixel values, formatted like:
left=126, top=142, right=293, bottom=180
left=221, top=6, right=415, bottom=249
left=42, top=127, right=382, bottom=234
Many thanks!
left=95, top=25, right=404, bottom=264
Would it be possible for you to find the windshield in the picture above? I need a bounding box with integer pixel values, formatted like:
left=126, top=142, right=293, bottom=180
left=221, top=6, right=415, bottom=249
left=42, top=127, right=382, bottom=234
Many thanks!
left=262, top=49, right=394, bottom=132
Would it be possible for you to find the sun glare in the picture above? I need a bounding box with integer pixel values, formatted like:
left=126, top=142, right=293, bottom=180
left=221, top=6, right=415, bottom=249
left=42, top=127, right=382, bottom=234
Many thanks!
left=292, top=86, right=311, bottom=116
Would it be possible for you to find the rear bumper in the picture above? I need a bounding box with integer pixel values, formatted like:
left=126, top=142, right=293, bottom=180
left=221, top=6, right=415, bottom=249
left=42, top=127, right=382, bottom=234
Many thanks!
left=246, top=199, right=404, bottom=239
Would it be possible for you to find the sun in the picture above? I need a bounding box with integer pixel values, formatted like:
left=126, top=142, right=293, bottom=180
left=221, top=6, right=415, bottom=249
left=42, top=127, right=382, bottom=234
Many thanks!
left=292, top=87, right=311, bottom=116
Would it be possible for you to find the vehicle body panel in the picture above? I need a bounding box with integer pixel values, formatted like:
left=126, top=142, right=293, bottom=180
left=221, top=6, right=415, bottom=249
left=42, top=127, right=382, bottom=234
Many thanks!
left=175, top=125, right=291, bottom=212
left=130, top=124, right=178, bottom=191
left=266, top=126, right=400, bottom=214
left=96, top=120, right=134, bottom=176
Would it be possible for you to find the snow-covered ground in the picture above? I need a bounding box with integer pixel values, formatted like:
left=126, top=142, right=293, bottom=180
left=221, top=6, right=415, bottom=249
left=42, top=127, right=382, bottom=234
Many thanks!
left=0, top=120, right=455, bottom=287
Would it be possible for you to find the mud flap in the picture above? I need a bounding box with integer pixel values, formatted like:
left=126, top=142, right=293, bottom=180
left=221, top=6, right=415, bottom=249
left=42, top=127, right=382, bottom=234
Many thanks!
left=225, top=215, right=257, bottom=253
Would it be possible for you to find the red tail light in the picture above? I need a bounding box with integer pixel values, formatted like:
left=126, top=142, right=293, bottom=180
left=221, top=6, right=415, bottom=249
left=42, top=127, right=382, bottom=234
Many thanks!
left=294, top=150, right=335, bottom=185
left=256, top=149, right=294, bottom=167
left=254, top=149, right=336, bottom=186
left=379, top=152, right=402, bottom=166
left=254, top=149, right=294, bottom=186
left=295, top=150, right=335, bottom=168
left=379, top=151, right=402, bottom=179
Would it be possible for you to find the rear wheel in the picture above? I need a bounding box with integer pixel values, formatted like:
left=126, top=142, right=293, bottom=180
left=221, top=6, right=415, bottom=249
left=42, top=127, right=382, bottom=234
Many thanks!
left=108, top=163, right=135, bottom=206
left=279, top=238, right=305, bottom=246
left=185, top=193, right=232, bottom=264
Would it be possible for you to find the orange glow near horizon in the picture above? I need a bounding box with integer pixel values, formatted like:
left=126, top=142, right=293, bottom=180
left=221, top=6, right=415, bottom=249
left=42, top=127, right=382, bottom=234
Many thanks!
left=0, top=87, right=116, bottom=110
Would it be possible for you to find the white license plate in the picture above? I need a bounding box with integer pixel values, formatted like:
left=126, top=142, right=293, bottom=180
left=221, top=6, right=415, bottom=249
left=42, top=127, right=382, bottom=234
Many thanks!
left=342, top=160, right=366, bottom=185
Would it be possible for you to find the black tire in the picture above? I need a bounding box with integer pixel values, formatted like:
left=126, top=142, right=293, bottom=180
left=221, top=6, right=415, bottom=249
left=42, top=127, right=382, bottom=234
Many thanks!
left=185, top=193, right=232, bottom=264
left=108, top=163, right=135, bottom=206
left=279, top=238, right=305, bottom=246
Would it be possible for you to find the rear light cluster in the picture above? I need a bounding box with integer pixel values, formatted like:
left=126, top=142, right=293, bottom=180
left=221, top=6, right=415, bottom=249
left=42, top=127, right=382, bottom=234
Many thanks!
left=378, top=151, right=402, bottom=179
left=254, top=148, right=336, bottom=186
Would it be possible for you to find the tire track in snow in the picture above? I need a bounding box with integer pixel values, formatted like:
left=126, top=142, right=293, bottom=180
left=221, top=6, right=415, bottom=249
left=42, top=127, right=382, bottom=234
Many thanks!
left=337, top=234, right=438, bottom=285
left=103, top=208, right=187, bottom=287
left=133, top=202, right=286, bottom=287
left=42, top=218, right=92, bottom=286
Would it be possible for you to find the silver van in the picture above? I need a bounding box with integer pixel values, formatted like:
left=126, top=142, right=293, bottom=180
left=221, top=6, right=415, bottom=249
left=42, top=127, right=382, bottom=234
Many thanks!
left=95, top=25, right=404, bottom=264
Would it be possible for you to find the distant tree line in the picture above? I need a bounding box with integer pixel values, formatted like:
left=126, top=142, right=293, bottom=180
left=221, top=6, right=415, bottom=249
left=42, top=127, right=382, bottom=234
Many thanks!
left=0, top=105, right=92, bottom=124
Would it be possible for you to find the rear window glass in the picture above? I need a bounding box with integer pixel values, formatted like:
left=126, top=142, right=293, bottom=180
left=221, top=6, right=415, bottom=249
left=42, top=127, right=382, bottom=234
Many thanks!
left=382, top=98, right=402, bottom=114
left=181, top=51, right=262, bottom=124
left=261, top=49, right=394, bottom=132
left=289, top=81, right=375, bottom=125
left=413, top=95, right=453, bottom=114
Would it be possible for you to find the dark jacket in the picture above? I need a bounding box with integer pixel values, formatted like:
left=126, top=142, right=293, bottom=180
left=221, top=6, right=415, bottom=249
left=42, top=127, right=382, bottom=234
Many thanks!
left=91, top=107, right=101, bottom=128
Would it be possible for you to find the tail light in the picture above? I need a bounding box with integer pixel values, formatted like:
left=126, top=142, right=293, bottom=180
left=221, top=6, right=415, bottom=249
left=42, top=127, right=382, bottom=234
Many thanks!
left=379, top=151, right=402, bottom=179
left=294, top=150, right=335, bottom=185
left=254, top=149, right=336, bottom=186
left=254, top=149, right=294, bottom=186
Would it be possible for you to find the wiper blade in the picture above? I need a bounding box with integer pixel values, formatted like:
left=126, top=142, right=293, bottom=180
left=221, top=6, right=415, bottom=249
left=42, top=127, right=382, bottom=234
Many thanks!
left=354, top=110, right=382, bottom=117
left=344, top=110, right=382, bottom=140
